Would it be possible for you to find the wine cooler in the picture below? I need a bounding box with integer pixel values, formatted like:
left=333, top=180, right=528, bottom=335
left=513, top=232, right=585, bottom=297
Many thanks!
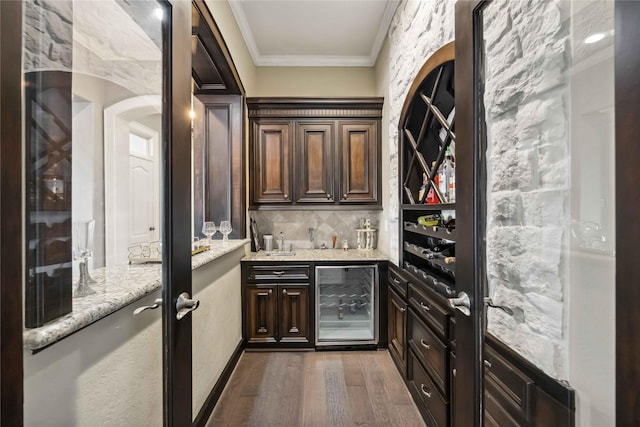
left=315, top=265, right=378, bottom=346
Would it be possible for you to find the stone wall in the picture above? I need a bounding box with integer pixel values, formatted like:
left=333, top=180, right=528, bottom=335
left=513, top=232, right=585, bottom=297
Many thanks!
left=484, top=0, right=571, bottom=379
left=386, top=0, right=455, bottom=264
left=385, top=0, right=571, bottom=378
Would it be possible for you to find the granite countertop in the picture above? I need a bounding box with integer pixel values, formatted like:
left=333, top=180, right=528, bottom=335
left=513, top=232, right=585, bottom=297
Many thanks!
left=23, top=239, right=249, bottom=351
left=242, top=248, right=388, bottom=262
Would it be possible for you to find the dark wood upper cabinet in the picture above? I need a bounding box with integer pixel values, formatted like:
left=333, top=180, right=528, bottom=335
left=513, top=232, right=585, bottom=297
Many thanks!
left=248, top=98, right=382, bottom=210
left=339, top=121, right=378, bottom=203
left=296, top=122, right=334, bottom=203
left=252, top=121, right=293, bottom=204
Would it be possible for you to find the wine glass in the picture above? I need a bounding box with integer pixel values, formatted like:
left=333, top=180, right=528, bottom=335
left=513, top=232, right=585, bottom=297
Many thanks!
left=219, top=220, right=232, bottom=243
left=202, top=221, right=217, bottom=250
left=73, top=220, right=97, bottom=297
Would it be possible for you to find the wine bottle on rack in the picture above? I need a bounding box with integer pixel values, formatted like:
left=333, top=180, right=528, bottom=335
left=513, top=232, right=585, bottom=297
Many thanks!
left=426, top=162, right=439, bottom=204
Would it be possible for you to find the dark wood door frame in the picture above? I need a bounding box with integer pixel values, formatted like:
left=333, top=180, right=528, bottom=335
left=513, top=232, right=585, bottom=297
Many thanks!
left=615, top=1, right=640, bottom=424
left=0, top=1, right=25, bottom=424
left=454, top=1, right=487, bottom=426
left=163, top=1, right=194, bottom=425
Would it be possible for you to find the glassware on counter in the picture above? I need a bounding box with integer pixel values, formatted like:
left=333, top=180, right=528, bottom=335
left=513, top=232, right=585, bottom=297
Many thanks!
left=202, top=221, right=217, bottom=250
left=73, top=219, right=97, bottom=297
left=219, top=220, right=232, bottom=243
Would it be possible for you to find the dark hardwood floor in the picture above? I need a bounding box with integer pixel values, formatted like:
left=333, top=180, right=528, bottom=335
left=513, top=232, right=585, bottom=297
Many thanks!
left=206, top=350, right=426, bottom=427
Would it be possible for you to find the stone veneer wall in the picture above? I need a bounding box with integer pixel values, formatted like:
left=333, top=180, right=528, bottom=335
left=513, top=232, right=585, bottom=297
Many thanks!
left=386, top=0, right=455, bottom=265
left=386, top=0, right=570, bottom=378
left=483, top=0, right=571, bottom=379
left=251, top=211, right=381, bottom=250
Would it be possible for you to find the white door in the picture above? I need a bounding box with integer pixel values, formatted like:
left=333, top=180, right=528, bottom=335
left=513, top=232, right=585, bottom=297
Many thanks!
left=128, top=126, right=160, bottom=248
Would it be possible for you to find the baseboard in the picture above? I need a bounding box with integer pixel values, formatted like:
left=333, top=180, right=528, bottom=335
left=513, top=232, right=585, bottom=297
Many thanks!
left=193, top=339, right=244, bottom=427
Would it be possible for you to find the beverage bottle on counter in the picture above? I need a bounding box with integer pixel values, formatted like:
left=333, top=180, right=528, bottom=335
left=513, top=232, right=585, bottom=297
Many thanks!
left=338, top=299, right=344, bottom=319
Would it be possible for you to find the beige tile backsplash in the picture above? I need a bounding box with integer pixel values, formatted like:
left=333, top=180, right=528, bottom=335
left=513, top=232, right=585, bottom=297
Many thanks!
left=251, top=210, right=381, bottom=249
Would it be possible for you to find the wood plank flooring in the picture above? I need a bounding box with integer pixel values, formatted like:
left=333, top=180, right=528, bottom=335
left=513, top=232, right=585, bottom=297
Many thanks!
left=206, top=350, right=426, bottom=427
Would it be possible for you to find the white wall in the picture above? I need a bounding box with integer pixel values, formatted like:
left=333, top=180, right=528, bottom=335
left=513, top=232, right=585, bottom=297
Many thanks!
left=24, top=246, right=247, bottom=426
left=374, top=38, right=391, bottom=258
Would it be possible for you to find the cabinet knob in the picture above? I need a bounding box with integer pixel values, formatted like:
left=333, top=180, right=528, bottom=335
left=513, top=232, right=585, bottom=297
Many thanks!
left=269, top=289, right=272, bottom=295
left=326, top=193, right=331, bottom=199
left=420, top=384, right=432, bottom=398
left=282, top=289, right=287, bottom=295
left=284, top=194, right=288, bottom=199
left=399, top=307, right=406, bottom=313
left=343, top=193, right=347, bottom=198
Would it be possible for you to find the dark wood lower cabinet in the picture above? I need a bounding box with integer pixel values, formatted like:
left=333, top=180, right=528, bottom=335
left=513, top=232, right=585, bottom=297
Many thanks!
left=388, top=287, right=407, bottom=376
left=246, top=285, right=277, bottom=344
left=279, top=285, right=309, bottom=343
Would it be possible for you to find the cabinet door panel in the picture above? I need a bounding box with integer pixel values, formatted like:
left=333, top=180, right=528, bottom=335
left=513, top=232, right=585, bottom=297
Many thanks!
left=246, top=286, right=277, bottom=343
left=296, top=122, right=334, bottom=203
left=253, top=122, right=292, bottom=204
left=339, top=121, right=377, bottom=203
left=279, top=285, right=310, bottom=343
left=388, top=288, right=407, bottom=376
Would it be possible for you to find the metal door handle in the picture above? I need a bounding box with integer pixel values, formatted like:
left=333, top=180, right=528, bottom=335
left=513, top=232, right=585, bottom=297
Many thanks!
left=448, top=291, right=471, bottom=316
left=176, top=292, right=199, bottom=320
left=134, top=298, right=162, bottom=315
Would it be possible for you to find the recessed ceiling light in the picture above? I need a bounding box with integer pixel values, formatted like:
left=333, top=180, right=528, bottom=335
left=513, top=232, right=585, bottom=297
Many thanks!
left=584, top=33, right=605, bottom=44
left=154, top=7, right=164, bottom=21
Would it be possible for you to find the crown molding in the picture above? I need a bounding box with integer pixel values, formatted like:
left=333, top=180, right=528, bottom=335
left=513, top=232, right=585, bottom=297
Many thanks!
left=228, top=0, right=400, bottom=67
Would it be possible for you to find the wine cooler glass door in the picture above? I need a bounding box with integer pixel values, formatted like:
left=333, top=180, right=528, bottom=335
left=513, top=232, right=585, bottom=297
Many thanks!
left=315, top=265, right=378, bottom=345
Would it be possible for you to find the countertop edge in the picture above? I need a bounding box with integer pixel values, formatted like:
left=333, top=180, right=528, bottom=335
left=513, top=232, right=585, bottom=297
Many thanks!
left=24, top=240, right=250, bottom=352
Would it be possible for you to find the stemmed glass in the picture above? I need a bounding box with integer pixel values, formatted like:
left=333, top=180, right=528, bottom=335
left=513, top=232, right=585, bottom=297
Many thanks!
left=219, top=220, right=232, bottom=243
left=73, top=219, right=97, bottom=297
left=202, top=221, right=217, bottom=250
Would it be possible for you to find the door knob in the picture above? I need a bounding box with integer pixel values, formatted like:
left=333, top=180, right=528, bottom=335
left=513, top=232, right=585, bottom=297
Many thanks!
left=134, top=298, right=162, bottom=315
left=149, top=226, right=156, bottom=231
left=448, top=291, right=470, bottom=316
left=176, top=292, right=199, bottom=320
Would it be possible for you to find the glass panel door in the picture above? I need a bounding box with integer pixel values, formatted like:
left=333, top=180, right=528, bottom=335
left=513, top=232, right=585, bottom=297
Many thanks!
left=316, top=265, right=378, bottom=344
left=21, top=1, right=176, bottom=425
left=480, top=1, right=615, bottom=425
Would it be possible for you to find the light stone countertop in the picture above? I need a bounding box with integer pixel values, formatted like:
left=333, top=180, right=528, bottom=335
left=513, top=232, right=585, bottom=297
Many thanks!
left=242, top=248, right=388, bottom=262
left=23, top=239, right=250, bottom=351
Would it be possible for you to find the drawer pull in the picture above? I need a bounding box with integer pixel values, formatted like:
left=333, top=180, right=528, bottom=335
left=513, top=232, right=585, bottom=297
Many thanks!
left=420, top=339, right=431, bottom=350
left=273, top=271, right=285, bottom=276
left=484, top=359, right=492, bottom=369
left=420, top=301, right=431, bottom=311
left=453, top=368, right=457, bottom=377
left=420, top=384, right=432, bottom=398
left=283, top=289, right=301, bottom=296
left=391, top=277, right=400, bottom=285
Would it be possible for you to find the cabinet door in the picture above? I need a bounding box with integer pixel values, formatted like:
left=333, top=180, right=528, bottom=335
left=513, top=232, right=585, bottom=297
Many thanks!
left=388, top=288, right=407, bottom=376
left=296, top=122, right=334, bottom=203
left=252, top=121, right=292, bottom=204
left=278, top=285, right=310, bottom=343
left=246, top=285, right=277, bottom=343
left=338, top=121, right=378, bottom=203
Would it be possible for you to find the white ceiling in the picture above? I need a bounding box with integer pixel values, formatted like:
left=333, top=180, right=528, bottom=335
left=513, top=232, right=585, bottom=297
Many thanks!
left=228, top=0, right=400, bottom=67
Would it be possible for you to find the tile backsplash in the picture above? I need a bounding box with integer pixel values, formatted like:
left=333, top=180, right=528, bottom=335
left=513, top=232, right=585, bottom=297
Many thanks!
left=251, top=210, right=381, bottom=250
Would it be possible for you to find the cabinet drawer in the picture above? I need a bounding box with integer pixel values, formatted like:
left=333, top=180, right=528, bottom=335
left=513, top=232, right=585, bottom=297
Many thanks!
left=388, top=264, right=408, bottom=298
left=246, top=264, right=310, bottom=281
left=408, top=309, right=448, bottom=394
left=408, top=281, right=449, bottom=340
left=408, top=349, right=449, bottom=427
left=484, top=345, right=534, bottom=424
